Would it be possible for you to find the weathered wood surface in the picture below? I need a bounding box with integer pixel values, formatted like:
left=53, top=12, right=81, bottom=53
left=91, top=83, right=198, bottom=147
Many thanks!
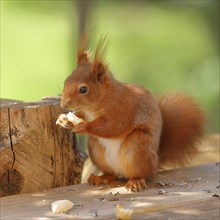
left=0, top=97, right=85, bottom=197
left=1, top=163, right=219, bottom=219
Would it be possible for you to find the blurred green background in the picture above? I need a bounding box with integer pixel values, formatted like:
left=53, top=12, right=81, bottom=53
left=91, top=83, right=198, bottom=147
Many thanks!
left=0, top=0, right=219, bottom=133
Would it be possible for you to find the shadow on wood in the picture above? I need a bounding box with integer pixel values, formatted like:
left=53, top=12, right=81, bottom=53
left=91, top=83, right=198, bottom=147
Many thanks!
left=1, top=163, right=219, bottom=219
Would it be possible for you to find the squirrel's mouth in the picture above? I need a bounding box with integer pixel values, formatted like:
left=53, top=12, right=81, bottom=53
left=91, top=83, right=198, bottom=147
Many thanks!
left=70, top=108, right=81, bottom=113
left=61, top=107, right=81, bottom=113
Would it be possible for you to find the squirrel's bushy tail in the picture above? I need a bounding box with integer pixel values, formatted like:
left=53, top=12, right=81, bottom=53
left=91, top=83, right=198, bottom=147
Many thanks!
left=158, top=92, right=206, bottom=168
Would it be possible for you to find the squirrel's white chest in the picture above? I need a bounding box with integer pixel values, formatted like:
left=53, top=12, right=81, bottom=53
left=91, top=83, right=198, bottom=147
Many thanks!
left=98, top=137, right=123, bottom=175
left=85, top=110, right=124, bottom=175
left=85, top=111, right=96, bottom=121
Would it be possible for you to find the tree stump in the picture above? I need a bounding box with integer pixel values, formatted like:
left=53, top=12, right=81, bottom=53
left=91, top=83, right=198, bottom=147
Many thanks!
left=0, top=97, right=85, bottom=197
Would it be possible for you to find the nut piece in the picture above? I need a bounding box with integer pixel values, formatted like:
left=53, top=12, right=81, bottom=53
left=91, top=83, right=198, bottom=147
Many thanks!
left=51, top=199, right=74, bottom=214
left=116, top=205, right=134, bottom=220
left=56, top=112, right=84, bottom=130
left=66, top=112, right=84, bottom=126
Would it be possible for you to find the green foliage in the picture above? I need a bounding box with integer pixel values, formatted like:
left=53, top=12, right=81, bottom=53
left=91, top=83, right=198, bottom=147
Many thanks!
left=0, top=1, right=219, bottom=132
left=1, top=0, right=74, bottom=100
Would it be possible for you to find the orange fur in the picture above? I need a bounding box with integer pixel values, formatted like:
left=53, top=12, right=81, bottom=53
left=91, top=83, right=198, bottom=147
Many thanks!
left=60, top=36, right=205, bottom=191
left=158, top=92, right=205, bottom=168
left=77, top=32, right=90, bottom=66
left=88, top=135, right=114, bottom=174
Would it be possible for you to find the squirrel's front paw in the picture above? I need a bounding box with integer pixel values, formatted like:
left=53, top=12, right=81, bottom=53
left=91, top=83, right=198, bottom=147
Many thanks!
left=72, top=121, right=88, bottom=133
left=56, top=114, right=74, bottom=130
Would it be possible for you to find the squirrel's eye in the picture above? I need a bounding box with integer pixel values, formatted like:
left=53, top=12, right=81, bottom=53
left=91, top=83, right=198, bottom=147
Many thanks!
left=79, top=86, right=88, bottom=94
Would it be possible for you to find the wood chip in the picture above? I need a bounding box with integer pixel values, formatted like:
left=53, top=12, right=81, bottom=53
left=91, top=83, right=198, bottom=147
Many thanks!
left=114, top=191, right=120, bottom=196
left=109, top=197, right=119, bottom=202
left=189, top=177, right=202, bottom=183
left=66, top=189, right=74, bottom=193
left=158, top=181, right=173, bottom=187
left=178, top=180, right=187, bottom=186
left=158, top=190, right=167, bottom=194
left=89, top=209, right=98, bottom=217
left=98, top=197, right=106, bottom=202
left=74, top=203, right=84, bottom=207
left=126, top=197, right=135, bottom=201
left=109, top=191, right=120, bottom=196
left=212, top=194, right=219, bottom=198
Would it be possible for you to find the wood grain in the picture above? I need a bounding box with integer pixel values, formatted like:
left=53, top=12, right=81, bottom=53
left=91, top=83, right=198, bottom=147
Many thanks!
left=0, top=97, right=85, bottom=197
left=1, top=163, right=219, bottom=219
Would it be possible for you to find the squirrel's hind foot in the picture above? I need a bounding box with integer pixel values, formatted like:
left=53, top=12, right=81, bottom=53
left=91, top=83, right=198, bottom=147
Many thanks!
left=126, top=178, right=147, bottom=192
left=88, top=173, right=117, bottom=186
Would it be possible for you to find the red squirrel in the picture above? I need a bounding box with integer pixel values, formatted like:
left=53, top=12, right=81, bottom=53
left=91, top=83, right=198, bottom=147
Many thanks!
left=57, top=35, right=205, bottom=191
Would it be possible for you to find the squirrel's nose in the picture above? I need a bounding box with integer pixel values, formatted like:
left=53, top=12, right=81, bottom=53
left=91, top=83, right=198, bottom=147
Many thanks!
left=61, top=102, right=67, bottom=109
left=61, top=99, right=70, bottom=109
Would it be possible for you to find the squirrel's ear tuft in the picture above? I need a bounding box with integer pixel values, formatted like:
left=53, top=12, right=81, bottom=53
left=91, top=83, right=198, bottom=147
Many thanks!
left=91, top=35, right=109, bottom=82
left=78, top=51, right=90, bottom=66
left=91, top=62, right=107, bottom=83
left=77, top=33, right=90, bottom=66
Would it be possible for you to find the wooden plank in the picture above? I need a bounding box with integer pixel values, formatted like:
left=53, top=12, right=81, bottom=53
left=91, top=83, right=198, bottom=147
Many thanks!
left=1, top=162, right=219, bottom=219
left=136, top=198, right=219, bottom=220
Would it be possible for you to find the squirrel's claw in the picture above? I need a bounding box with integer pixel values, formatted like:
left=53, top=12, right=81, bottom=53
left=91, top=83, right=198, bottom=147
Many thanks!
left=126, top=178, right=147, bottom=192
left=88, top=174, right=102, bottom=186
left=56, top=114, right=74, bottom=130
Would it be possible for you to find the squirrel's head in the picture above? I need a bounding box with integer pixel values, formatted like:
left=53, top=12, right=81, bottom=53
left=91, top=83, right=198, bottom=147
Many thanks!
left=61, top=35, right=112, bottom=112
